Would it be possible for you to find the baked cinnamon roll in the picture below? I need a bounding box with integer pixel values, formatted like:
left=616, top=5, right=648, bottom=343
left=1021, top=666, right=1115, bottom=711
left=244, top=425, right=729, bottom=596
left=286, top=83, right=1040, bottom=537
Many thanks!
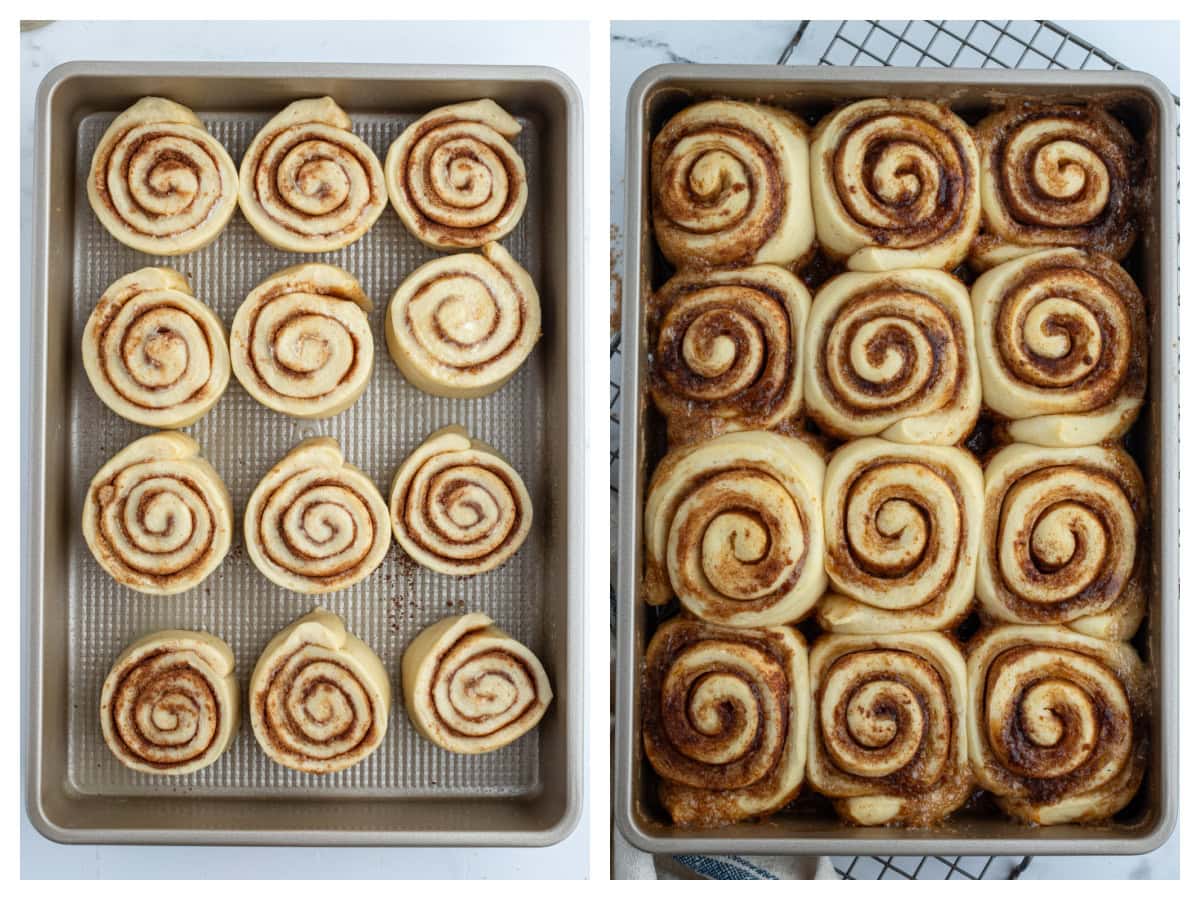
left=819, top=438, right=983, bottom=634
left=649, top=265, right=810, bottom=443
left=651, top=100, right=815, bottom=269
left=642, top=617, right=809, bottom=827
left=977, top=443, right=1147, bottom=641
left=244, top=437, right=390, bottom=594
left=100, top=629, right=239, bottom=775
left=973, top=248, right=1147, bottom=447
left=810, top=98, right=980, bottom=271
left=250, top=608, right=390, bottom=774
left=402, top=613, right=552, bottom=754
left=87, top=97, right=238, bottom=256
left=804, top=268, right=981, bottom=444
left=239, top=97, right=386, bottom=253
left=966, top=625, right=1150, bottom=825
left=385, top=241, right=540, bottom=398
left=230, top=263, right=374, bottom=419
left=389, top=426, right=532, bottom=576
left=83, top=267, right=230, bottom=429
left=82, top=432, right=232, bottom=595
left=974, top=103, right=1142, bottom=266
left=386, top=99, right=528, bottom=250
left=643, top=430, right=826, bottom=627
left=808, top=632, right=972, bottom=826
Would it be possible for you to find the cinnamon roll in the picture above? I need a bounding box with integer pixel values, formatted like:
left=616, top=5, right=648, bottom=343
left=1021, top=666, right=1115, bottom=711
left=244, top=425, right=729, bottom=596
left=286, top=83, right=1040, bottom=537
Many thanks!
left=973, top=248, right=1148, bottom=447
left=808, top=632, right=972, bottom=826
left=244, top=437, right=390, bottom=594
left=974, top=103, right=1142, bottom=265
left=810, top=98, right=981, bottom=272
left=100, top=629, right=239, bottom=775
left=649, top=265, right=810, bottom=443
left=87, top=97, right=238, bottom=256
left=238, top=97, right=386, bottom=253
left=642, top=617, right=809, bottom=827
left=385, top=99, right=528, bottom=250
left=977, top=443, right=1147, bottom=641
left=389, top=426, right=532, bottom=577
left=804, top=268, right=981, bottom=444
left=644, top=430, right=826, bottom=627
left=651, top=100, right=815, bottom=269
left=230, top=264, right=374, bottom=419
left=82, top=432, right=232, bottom=595
left=401, top=613, right=552, bottom=754
left=83, top=267, right=231, bottom=428
left=385, top=241, right=540, bottom=398
left=966, top=625, right=1150, bottom=825
left=250, top=608, right=390, bottom=774
left=819, top=438, right=983, bottom=634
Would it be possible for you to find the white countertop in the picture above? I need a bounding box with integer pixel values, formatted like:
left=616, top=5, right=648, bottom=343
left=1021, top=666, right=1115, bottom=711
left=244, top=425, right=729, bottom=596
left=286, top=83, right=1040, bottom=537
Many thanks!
left=609, top=19, right=1179, bottom=881
left=19, top=19, right=591, bottom=880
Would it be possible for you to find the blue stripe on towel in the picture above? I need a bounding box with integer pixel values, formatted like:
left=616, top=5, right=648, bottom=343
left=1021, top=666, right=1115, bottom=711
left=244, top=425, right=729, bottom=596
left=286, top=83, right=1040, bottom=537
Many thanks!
left=674, top=855, right=779, bottom=880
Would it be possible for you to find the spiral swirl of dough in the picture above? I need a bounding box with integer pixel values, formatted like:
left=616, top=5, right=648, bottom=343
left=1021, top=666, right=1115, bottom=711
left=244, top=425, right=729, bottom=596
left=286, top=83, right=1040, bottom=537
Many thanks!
left=82, top=432, right=232, bottom=595
left=643, top=431, right=826, bottom=627
left=250, top=608, right=390, bottom=774
left=386, top=99, right=528, bottom=250
left=804, top=268, right=981, bottom=444
left=651, top=100, right=815, bottom=269
left=244, top=437, right=390, bottom=595
left=385, top=241, right=540, bottom=398
left=238, top=97, right=386, bottom=253
left=402, top=613, right=552, bottom=754
left=966, top=625, right=1149, bottom=824
left=230, top=264, right=374, bottom=419
left=389, top=426, right=532, bottom=576
left=87, top=97, right=239, bottom=256
left=808, top=632, right=972, bottom=826
left=100, top=630, right=239, bottom=775
left=649, top=265, right=810, bottom=442
left=974, top=103, right=1141, bottom=265
left=810, top=98, right=981, bottom=272
left=819, top=439, right=983, bottom=634
left=977, top=443, right=1147, bottom=641
left=973, top=248, right=1147, bottom=447
left=83, top=267, right=230, bottom=429
left=642, top=617, right=809, bottom=827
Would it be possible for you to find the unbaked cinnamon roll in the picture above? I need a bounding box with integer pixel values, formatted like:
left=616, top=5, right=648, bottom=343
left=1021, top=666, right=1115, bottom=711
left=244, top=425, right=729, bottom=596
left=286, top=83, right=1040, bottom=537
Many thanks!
left=810, top=98, right=980, bottom=272
left=385, top=241, right=540, bottom=398
left=651, top=100, right=815, bottom=269
left=82, top=432, right=233, bottom=595
left=974, top=103, right=1142, bottom=265
left=83, top=267, right=231, bottom=428
left=643, top=430, right=826, bottom=627
left=230, top=264, right=374, bottom=419
left=100, top=629, right=239, bottom=775
left=819, top=438, right=983, bottom=634
left=642, top=617, right=809, bottom=827
left=385, top=99, right=528, bottom=250
left=973, top=248, right=1148, bottom=447
left=804, top=268, right=981, bottom=444
left=966, top=625, right=1150, bottom=825
left=808, top=632, right=972, bottom=826
left=389, top=426, right=532, bottom=577
left=87, top=97, right=239, bottom=256
left=649, top=265, right=810, bottom=443
left=402, top=613, right=552, bottom=754
left=239, top=97, right=386, bottom=253
left=977, top=443, right=1147, bottom=641
left=244, top=437, right=390, bottom=594
left=250, top=607, right=390, bottom=774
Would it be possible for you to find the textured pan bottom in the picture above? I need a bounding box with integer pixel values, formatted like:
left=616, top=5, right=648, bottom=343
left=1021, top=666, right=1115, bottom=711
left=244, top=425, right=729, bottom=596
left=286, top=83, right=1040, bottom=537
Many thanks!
left=67, top=110, right=546, bottom=799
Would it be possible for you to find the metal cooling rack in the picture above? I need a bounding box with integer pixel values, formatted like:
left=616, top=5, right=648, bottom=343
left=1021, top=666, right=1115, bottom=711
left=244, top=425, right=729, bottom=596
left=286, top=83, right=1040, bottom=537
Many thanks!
left=610, top=19, right=1140, bottom=881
